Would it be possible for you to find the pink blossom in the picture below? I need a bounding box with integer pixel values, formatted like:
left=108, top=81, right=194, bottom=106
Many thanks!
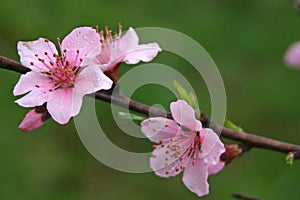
left=284, top=41, right=300, bottom=68
left=19, top=105, right=50, bottom=132
left=141, top=100, right=225, bottom=197
left=95, top=25, right=162, bottom=71
left=14, top=27, right=113, bottom=126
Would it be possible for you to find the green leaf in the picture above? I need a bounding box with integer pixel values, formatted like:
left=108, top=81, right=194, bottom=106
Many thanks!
left=173, top=80, right=201, bottom=118
left=224, top=119, right=243, bottom=132
left=118, top=112, right=146, bottom=124
left=173, top=80, right=190, bottom=102
left=286, top=153, right=294, bottom=166
left=189, top=92, right=200, bottom=118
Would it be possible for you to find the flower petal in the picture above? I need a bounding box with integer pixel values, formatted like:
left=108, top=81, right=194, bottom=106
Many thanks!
left=119, top=27, right=139, bottom=50
left=285, top=41, right=300, bottom=68
left=150, top=132, right=194, bottom=178
left=17, top=38, right=58, bottom=72
left=15, top=87, right=52, bottom=108
left=182, top=159, right=209, bottom=197
left=170, top=100, right=202, bottom=131
left=46, top=88, right=83, bottom=124
left=19, top=105, right=51, bottom=132
left=141, top=117, right=179, bottom=143
left=150, top=141, right=184, bottom=178
left=123, top=43, right=161, bottom=64
left=13, top=71, right=53, bottom=96
left=199, top=128, right=225, bottom=164
left=120, top=28, right=162, bottom=64
left=19, top=108, right=45, bottom=132
left=208, top=160, right=225, bottom=175
left=74, top=65, right=112, bottom=96
left=62, top=27, right=101, bottom=66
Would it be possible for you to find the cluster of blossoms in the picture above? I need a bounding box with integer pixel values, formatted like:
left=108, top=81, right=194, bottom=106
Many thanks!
left=14, top=26, right=161, bottom=131
left=14, top=25, right=225, bottom=197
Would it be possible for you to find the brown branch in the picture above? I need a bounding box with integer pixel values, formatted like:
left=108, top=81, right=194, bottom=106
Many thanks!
left=233, top=193, right=262, bottom=200
left=0, top=56, right=30, bottom=74
left=1, top=55, right=300, bottom=156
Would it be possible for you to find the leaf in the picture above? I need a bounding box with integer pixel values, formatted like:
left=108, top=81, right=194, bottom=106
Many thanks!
left=224, top=119, right=243, bottom=132
left=286, top=152, right=294, bottom=166
left=118, top=112, right=146, bottom=124
left=173, top=80, right=201, bottom=118
left=189, top=92, right=200, bottom=118
left=173, top=80, right=190, bottom=102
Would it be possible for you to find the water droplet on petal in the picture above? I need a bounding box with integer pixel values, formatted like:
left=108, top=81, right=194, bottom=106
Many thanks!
left=212, top=157, right=218, bottom=165
left=203, top=157, right=209, bottom=163
left=83, top=35, right=89, bottom=41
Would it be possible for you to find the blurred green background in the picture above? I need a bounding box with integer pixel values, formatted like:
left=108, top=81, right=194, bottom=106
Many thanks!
left=1, top=0, right=300, bottom=199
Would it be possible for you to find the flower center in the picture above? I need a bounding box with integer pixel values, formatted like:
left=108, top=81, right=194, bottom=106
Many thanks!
left=46, top=64, right=78, bottom=88
left=152, top=131, right=202, bottom=174
left=32, top=39, right=83, bottom=89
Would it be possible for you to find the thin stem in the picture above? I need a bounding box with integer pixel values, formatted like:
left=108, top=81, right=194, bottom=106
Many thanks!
left=1, top=55, right=300, bottom=156
left=233, top=193, right=262, bottom=200
left=0, top=56, right=30, bottom=74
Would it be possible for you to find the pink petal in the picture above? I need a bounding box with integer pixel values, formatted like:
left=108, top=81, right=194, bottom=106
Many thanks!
left=170, top=100, right=202, bottom=131
left=199, top=128, right=225, bottom=164
left=182, top=159, right=209, bottom=197
left=62, top=27, right=101, bottom=66
left=150, top=133, right=194, bottom=178
left=17, top=39, right=58, bottom=72
left=151, top=154, right=183, bottom=178
left=95, top=44, right=112, bottom=65
left=15, top=86, right=53, bottom=108
left=123, top=43, right=161, bottom=64
left=13, top=71, right=52, bottom=96
left=46, top=88, right=83, bottom=124
left=119, top=27, right=139, bottom=50
left=19, top=108, right=45, bottom=132
left=150, top=141, right=184, bottom=178
left=208, top=160, right=225, bottom=175
left=120, top=28, right=162, bottom=64
left=74, top=65, right=112, bottom=96
left=285, top=41, right=300, bottom=68
left=141, top=117, right=179, bottom=143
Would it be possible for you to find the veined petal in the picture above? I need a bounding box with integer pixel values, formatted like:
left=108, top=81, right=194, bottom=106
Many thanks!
left=119, top=27, right=161, bottom=65
left=150, top=133, right=193, bottom=177
left=17, top=38, right=58, bottom=72
left=182, top=159, right=209, bottom=197
left=141, top=117, right=179, bottom=143
left=119, top=27, right=139, bottom=50
left=170, top=100, right=202, bottom=131
left=199, top=128, right=225, bottom=164
left=122, top=43, right=161, bottom=64
left=62, top=27, right=101, bottom=66
left=150, top=141, right=184, bottom=178
left=13, top=71, right=52, bottom=96
left=46, top=88, right=82, bottom=124
left=15, top=87, right=52, bottom=108
left=74, top=65, right=112, bottom=96
left=151, top=152, right=184, bottom=178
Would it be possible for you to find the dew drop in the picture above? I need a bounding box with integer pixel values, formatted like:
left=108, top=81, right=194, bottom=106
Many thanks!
left=83, top=35, right=89, bottom=41
left=212, top=157, right=218, bottom=165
